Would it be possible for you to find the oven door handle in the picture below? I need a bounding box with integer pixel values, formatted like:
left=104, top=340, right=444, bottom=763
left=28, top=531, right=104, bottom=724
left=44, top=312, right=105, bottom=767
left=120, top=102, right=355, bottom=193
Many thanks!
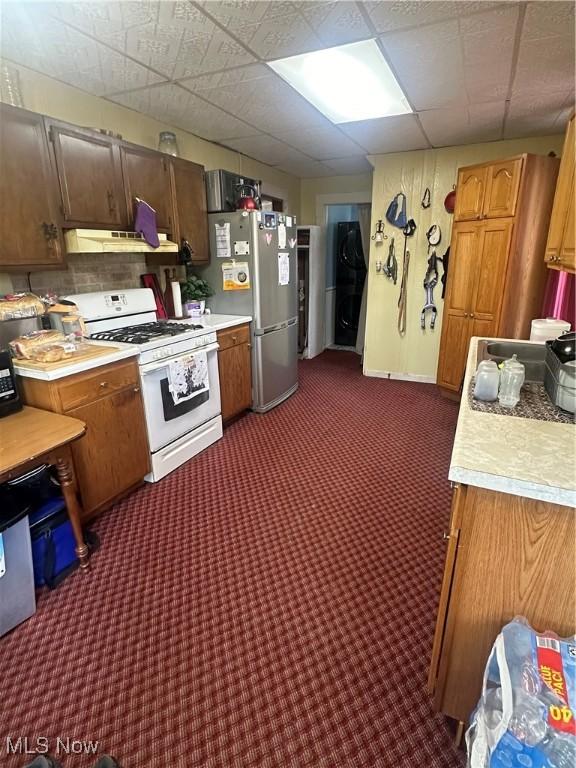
left=140, top=342, right=220, bottom=375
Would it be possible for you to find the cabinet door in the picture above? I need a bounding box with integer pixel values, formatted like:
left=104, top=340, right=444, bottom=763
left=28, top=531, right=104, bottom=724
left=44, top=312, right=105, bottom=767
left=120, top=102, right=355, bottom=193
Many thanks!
left=67, top=385, right=150, bottom=518
left=428, top=484, right=466, bottom=694
left=483, top=158, right=523, bottom=219
left=47, top=121, right=126, bottom=228
left=436, top=223, right=480, bottom=391
left=218, top=342, right=252, bottom=422
left=172, top=158, right=209, bottom=264
left=0, top=105, right=64, bottom=268
left=545, top=116, right=575, bottom=268
left=454, top=166, right=488, bottom=221
left=558, top=176, right=575, bottom=272
left=469, top=219, right=513, bottom=331
left=121, top=146, right=174, bottom=232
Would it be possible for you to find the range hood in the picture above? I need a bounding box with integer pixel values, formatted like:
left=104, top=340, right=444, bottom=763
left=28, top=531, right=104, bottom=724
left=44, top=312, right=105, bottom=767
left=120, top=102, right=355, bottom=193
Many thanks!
left=65, top=229, right=179, bottom=254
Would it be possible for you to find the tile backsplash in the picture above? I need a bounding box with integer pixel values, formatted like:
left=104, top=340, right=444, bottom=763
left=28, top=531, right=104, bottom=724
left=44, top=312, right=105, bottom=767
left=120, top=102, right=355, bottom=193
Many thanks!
left=9, top=253, right=149, bottom=297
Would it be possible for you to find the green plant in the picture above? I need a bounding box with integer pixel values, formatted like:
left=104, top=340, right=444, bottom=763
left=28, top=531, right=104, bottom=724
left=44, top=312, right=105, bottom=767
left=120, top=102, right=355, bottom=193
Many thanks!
left=181, top=275, right=214, bottom=302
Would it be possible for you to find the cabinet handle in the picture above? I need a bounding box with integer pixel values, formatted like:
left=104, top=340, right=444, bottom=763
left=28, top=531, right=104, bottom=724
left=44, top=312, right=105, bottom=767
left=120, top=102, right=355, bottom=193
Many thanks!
left=247, top=344, right=251, bottom=349
left=107, top=190, right=117, bottom=214
left=133, top=386, right=140, bottom=393
left=100, top=381, right=108, bottom=388
left=470, top=312, right=475, bottom=318
left=443, top=531, right=451, bottom=541
left=232, top=336, right=237, bottom=343
left=41, top=222, right=58, bottom=241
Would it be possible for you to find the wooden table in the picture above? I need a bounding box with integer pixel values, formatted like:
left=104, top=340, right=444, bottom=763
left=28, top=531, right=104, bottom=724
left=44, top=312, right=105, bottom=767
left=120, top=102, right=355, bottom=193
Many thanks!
left=0, top=406, right=90, bottom=570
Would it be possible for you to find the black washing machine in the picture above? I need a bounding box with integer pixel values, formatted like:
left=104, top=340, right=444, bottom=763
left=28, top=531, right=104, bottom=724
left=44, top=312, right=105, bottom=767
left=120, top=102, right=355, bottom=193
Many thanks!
left=334, top=221, right=365, bottom=346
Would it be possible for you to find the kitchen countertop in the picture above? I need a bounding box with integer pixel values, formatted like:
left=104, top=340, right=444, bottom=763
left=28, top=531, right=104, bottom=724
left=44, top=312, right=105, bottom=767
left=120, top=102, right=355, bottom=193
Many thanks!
left=13, top=314, right=252, bottom=382
left=449, top=336, right=576, bottom=508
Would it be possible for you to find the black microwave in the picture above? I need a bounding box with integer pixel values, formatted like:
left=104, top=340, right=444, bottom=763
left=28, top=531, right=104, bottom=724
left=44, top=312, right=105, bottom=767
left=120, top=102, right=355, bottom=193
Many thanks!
left=0, top=350, right=22, bottom=418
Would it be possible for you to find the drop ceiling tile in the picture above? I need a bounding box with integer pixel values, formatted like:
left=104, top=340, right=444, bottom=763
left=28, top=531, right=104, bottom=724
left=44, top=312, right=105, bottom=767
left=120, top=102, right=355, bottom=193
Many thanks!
left=513, top=34, right=575, bottom=96
left=419, top=102, right=505, bottom=147
left=179, top=64, right=271, bottom=90
left=198, top=1, right=303, bottom=26
left=229, top=12, right=323, bottom=58
left=109, top=84, right=259, bottom=140
left=180, top=70, right=327, bottom=133
left=340, top=115, right=429, bottom=153
left=47, top=1, right=158, bottom=36
left=380, top=23, right=468, bottom=110
left=522, top=1, right=575, bottom=40
left=300, top=2, right=373, bottom=46
left=365, top=1, right=500, bottom=34
left=222, top=135, right=311, bottom=166
left=274, top=125, right=367, bottom=159
left=0, top=7, right=163, bottom=96
left=504, top=91, right=573, bottom=139
left=323, top=156, right=374, bottom=174
left=275, top=158, right=335, bottom=177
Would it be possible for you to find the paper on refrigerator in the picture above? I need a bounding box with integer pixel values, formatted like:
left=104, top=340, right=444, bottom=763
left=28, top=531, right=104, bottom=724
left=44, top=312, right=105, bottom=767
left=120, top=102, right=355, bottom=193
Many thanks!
left=278, top=222, right=287, bottom=248
left=215, top=222, right=231, bottom=258
left=278, top=252, right=290, bottom=286
left=222, top=261, right=250, bottom=291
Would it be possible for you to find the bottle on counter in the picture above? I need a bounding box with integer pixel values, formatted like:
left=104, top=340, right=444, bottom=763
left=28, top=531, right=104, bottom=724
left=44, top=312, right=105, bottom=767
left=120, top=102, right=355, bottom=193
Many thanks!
left=473, top=360, right=500, bottom=401
left=498, top=354, right=526, bottom=408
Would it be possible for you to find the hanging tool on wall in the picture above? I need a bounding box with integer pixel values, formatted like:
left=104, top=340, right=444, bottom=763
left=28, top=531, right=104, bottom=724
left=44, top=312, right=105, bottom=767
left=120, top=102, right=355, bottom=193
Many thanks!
left=383, top=237, right=397, bottom=284
left=421, top=187, right=431, bottom=209
left=421, top=250, right=439, bottom=330
left=397, top=219, right=416, bottom=335
left=439, top=246, right=450, bottom=298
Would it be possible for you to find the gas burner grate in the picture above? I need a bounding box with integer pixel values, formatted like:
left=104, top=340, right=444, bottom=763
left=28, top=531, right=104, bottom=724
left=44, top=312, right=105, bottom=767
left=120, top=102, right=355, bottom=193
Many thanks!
left=90, top=321, right=204, bottom=344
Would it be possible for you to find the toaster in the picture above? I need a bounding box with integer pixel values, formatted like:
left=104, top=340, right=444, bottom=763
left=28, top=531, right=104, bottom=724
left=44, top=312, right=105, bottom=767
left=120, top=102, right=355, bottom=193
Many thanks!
left=544, top=332, right=576, bottom=413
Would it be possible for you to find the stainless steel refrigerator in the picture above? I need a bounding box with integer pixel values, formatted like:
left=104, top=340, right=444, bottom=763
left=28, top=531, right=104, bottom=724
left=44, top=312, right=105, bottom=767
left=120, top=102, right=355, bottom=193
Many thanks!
left=199, top=210, right=298, bottom=412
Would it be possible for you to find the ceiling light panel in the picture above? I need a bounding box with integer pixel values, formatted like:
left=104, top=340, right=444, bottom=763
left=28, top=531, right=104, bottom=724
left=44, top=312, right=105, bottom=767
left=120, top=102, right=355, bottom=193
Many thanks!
left=267, top=40, right=412, bottom=124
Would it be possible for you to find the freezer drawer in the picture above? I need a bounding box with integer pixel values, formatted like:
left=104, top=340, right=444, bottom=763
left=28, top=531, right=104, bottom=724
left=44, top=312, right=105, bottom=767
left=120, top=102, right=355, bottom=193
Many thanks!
left=252, top=321, right=298, bottom=412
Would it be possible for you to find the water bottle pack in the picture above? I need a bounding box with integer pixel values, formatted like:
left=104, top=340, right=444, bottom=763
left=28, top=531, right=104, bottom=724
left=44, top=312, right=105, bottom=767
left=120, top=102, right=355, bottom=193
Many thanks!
left=467, top=617, right=575, bottom=768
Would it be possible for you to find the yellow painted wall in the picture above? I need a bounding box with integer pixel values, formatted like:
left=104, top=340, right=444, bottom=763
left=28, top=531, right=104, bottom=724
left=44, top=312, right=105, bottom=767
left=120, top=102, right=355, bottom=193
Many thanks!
left=0, top=63, right=301, bottom=213
left=364, top=135, right=564, bottom=380
left=300, top=173, right=373, bottom=224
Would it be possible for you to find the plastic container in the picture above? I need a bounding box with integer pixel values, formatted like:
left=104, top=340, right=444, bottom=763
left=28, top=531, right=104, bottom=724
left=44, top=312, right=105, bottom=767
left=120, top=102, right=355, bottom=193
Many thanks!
left=530, top=318, right=571, bottom=343
left=473, top=360, right=500, bottom=401
left=498, top=354, right=525, bottom=408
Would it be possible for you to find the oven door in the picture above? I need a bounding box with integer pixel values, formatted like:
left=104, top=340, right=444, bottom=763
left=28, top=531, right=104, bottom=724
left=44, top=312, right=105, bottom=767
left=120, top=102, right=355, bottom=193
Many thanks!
left=140, top=343, right=221, bottom=453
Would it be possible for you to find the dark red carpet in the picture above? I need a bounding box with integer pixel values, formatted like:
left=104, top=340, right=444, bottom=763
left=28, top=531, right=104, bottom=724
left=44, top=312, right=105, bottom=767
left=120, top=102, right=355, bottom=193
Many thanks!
left=2, top=351, right=464, bottom=767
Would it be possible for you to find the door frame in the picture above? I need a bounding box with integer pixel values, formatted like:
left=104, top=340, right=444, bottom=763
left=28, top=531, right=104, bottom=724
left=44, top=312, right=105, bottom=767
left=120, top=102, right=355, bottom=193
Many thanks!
left=316, top=193, right=372, bottom=350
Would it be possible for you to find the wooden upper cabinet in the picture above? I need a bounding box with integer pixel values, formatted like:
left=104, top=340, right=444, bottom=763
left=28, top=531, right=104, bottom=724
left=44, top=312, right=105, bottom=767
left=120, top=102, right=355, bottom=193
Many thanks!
left=545, top=115, right=575, bottom=273
left=46, top=120, right=127, bottom=229
left=0, top=104, right=64, bottom=268
left=171, top=158, right=209, bottom=264
left=121, top=145, right=174, bottom=232
left=454, top=166, right=487, bottom=221
left=483, top=159, right=523, bottom=219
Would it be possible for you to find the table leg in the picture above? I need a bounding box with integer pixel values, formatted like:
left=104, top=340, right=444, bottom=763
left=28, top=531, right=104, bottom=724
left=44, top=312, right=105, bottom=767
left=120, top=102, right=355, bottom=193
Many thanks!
left=53, top=446, right=90, bottom=571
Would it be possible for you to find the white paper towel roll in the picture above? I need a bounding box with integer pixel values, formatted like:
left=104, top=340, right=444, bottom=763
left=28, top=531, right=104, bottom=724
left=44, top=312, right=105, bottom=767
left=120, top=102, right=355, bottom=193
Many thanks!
left=171, top=281, right=183, bottom=319
left=530, top=317, right=570, bottom=342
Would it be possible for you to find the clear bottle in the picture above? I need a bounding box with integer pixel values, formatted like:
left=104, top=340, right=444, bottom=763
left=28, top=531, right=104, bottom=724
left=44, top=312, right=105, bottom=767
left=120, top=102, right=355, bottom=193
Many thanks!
left=542, top=734, right=576, bottom=768
left=498, top=354, right=525, bottom=408
left=474, top=360, right=500, bottom=401
left=508, top=692, right=548, bottom=746
left=158, top=131, right=179, bottom=156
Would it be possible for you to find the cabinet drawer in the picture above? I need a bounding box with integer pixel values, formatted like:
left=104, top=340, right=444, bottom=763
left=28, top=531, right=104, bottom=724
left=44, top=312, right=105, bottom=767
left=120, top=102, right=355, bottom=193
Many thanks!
left=59, top=359, right=140, bottom=411
left=217, top=324, right=250, bottom=351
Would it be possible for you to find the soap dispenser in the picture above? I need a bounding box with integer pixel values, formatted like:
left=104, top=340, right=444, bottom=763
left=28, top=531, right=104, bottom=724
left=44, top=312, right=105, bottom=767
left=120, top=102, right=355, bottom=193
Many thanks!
left=498, top=354, right=525, bottom=408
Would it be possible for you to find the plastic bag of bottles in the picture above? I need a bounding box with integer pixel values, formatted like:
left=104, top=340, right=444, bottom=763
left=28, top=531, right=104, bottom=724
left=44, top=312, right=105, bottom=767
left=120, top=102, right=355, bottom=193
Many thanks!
left=467, top=616, right=575, bottom=768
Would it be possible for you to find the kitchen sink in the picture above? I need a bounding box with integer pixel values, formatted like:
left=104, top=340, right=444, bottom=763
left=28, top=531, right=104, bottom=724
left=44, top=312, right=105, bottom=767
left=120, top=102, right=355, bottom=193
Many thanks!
left=477, top=340, right=546, bottom=382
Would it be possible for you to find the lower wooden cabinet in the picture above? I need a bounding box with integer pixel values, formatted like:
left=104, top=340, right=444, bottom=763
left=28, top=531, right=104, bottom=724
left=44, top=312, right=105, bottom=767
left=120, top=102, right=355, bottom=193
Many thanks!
left=217, top=324, right=252, bottom=423
left=429, top=484, right=576, bottom=724
left=18, top=358, right=150, bottom=520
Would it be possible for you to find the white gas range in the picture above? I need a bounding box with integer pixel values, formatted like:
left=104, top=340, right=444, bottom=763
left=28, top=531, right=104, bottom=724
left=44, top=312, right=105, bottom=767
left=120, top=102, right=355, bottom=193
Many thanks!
left=66, top=288, right=223, bottom=482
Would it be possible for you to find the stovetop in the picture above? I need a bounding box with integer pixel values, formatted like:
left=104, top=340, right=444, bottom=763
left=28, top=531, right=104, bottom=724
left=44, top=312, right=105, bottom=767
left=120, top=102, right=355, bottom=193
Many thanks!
left=90, top=321, right=203, bottom=345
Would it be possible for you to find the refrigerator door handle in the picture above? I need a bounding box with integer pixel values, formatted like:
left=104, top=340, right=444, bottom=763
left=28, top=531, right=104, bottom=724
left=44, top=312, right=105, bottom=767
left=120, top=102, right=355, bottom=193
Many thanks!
left=254, top=317, right=298, bottom=336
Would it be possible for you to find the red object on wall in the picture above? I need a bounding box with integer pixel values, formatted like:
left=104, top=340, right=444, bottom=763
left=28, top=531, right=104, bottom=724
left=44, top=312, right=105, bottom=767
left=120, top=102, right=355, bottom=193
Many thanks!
left=444, top=188, right=456, bottom=213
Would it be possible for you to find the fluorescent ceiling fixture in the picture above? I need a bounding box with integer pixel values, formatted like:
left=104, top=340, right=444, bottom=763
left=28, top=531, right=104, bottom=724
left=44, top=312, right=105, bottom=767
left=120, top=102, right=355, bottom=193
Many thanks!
left=267, top=40, right=412, bottom=124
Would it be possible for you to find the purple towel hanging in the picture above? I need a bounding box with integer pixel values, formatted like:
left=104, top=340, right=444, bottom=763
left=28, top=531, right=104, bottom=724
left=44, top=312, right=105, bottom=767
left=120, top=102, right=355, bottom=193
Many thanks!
left=134, top=198, right=160, bottom=248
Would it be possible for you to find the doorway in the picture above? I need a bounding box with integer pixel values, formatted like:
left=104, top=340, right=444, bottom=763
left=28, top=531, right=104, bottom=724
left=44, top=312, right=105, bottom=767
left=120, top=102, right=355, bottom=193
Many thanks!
left=324, top=203, right=371, bottom=353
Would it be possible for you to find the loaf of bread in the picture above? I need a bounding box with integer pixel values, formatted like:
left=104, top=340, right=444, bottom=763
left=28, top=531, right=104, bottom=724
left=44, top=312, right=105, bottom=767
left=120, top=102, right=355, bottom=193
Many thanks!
left=10, top=329, right=66, bottom=359
left=0, top=293, right=45, bottom=320
left=28, top=344, right=71, bottom=363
